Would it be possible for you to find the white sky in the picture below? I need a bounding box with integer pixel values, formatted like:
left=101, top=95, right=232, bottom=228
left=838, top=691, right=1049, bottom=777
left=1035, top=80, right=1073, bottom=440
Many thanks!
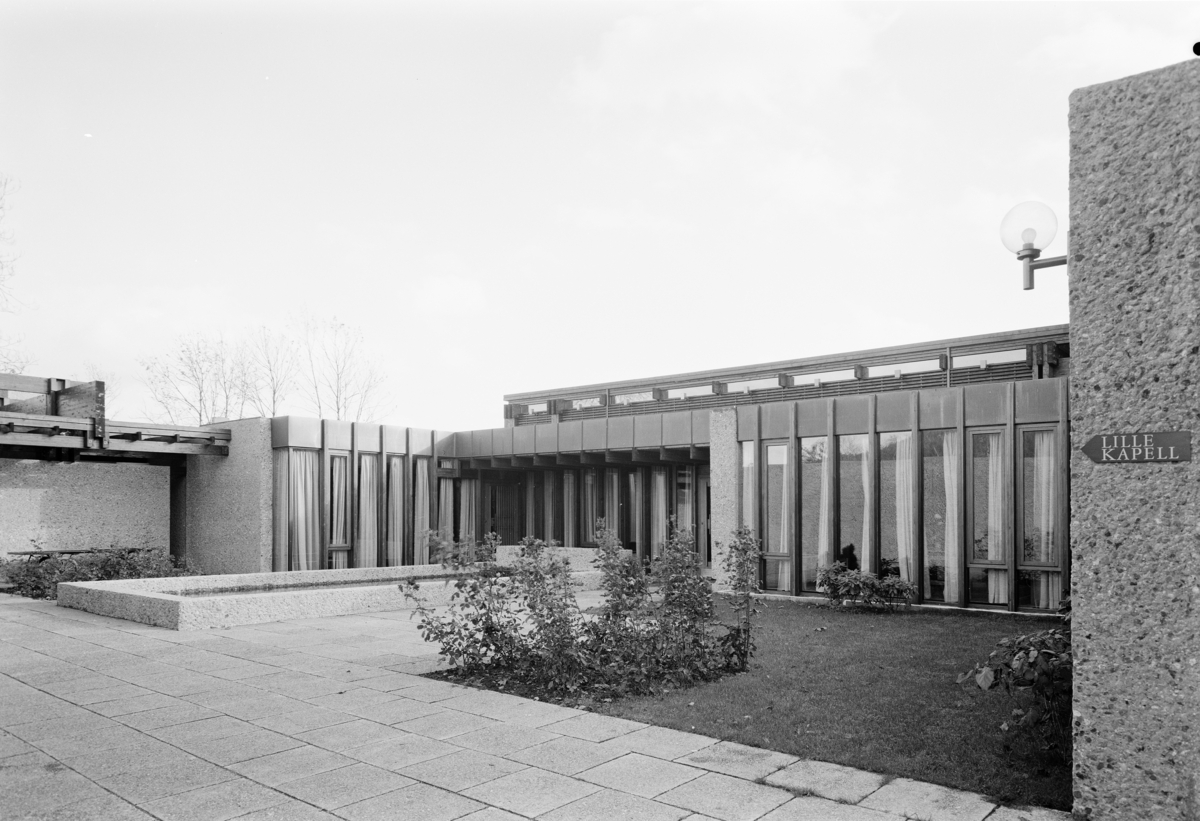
left=1, top=1, right=1196, bottom=431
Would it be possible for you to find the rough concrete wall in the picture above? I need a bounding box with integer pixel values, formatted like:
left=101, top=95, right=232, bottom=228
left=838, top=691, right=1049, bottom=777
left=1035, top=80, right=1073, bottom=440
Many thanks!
left=708, top=407, right=739, bottom=584
left=1068, top=59, right=1200, bottom=820
left=0, top=459, right=168, bottom=558
left=185, top=417, right=273, bottom=575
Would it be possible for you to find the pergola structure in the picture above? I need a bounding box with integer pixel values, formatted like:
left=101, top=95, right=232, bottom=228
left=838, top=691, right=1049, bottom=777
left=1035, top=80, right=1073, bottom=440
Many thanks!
left=0, top=373, right=231, bottom=556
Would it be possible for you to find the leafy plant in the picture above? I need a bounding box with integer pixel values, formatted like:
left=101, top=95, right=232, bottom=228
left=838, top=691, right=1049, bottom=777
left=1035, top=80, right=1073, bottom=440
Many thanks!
left=404, top=520, right=757, bottom=699
left=816, top=562, right=917, bottom=611
left=958, top=598, right=1073, bottom=760
left=1, top=545, right=195, bottom=600
left=718, top=526, right=761, bottom=672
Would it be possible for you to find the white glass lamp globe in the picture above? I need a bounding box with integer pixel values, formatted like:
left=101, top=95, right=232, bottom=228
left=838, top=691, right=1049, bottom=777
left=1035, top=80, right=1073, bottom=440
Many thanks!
left=1000, top=201, right=1058, bottom=254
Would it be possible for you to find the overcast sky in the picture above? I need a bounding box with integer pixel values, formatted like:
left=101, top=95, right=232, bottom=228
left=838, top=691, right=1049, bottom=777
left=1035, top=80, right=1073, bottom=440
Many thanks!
left=1, top=1, right=1196, bottom=431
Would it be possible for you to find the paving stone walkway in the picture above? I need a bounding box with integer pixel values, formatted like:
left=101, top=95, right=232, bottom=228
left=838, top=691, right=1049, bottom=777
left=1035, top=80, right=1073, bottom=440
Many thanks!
left=0, top=593, right=1069, bottom=821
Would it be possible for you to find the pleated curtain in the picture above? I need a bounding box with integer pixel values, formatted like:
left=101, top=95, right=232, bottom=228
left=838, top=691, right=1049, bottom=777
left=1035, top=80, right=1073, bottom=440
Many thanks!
left=941, top=432, right=963, bottom=602
left=562, top=471, right=578, bottom=547
left=1030, top=431, right=1060, bottom=608
left=355, top=455, right=379, bottom=569
left=894, top=434, right=915, bottom=582
left=458, top=479, right=478, bottom=547
left=985, top=434, right=1009, bottom=604
left=438, top=478, right=455, bottom=551
left=583, top=469, right=600, bottom=543
left=413, top=458, right=431, bottom=564
left=384, top=455, right=404, bottom=566
left=650, top=467, right=668, bottom=556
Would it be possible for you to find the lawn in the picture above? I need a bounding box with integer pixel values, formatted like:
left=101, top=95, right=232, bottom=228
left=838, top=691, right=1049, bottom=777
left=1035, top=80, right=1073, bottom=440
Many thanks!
left=592, top=599, right=1071, bottom=811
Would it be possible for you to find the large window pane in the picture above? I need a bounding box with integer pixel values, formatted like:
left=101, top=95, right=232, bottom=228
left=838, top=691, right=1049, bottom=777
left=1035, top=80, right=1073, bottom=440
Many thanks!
left=356, top=454, right=379, bottom=569
left=583, top=468, right=601, bottom=544
left=675, top=466, right=694, bottom=542
left=330, top=455, right=349, bottom=547
left=1020, top=429, right=1061, bottom=609
left=800, top=436, right=828, bottom=592
left=740, top=441, right=756, bottom=532
left=650, top=467, right=668, bottom=556
left=562, top=470, right=578, bottom=547
left=879, top=432, right=915, bottom=581
left=921, top=431, right=961, bottom=603
left=838, top=435, right=869, bottom=573
left=971, top=431, right=1007, bottom=604
left=764, top=444, right=790, bottom=556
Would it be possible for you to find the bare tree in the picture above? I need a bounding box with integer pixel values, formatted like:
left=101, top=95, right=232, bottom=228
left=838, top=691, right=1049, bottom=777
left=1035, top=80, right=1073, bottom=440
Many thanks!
left=242, top=326, right=297, bottom=418
left=0, top=174, right=29, bottom=374
left=141, top=335, right=249, bottom=426
left=296, top=316, right=389, bottom=422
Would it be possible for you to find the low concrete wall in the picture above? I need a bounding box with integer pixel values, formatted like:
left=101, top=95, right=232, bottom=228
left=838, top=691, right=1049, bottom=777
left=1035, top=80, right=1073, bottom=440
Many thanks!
left=58, top=549, right=607, bottom=630
left=58, top=565, right=467, bottom=631
left=0, top=459, right=168, bottom=560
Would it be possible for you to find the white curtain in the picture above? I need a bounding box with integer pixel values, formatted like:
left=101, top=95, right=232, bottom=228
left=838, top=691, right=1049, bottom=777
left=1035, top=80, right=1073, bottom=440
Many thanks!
left=272, top=450, right=289, bottom=572
left=986, top=434, right=1008, bottom=604
left=895, top=434, right=915, bottom=582
left=818, top=439, right=834, bottom=572
left=562, top=470, right=578, bottom=547
left=459, top=478, right=478, bottom=548
left=942, top=433, right=962, bottom=603
left=605, top=468, right=622, bottom=537
left=525, top=472, right=538, bottom=539
left=356, top=455, right=379, bottom=568
left=675, top=466, right=694, bottom=541
left=859, top=442, right=871, bottom=569
left=583, top=469, right=600, bottom=543
left=330, top=456, right=348, bottom=546
left=740, top=442, right=755, bottom=531
left=1030, top=431, right=1061, bottom=609
left=543, top=473, right=556, bottom=544
left=651, top=466, right=668, bottom=556
left=385, top=455, right=404, bottom=566
left=629, top=470, right=644, bottom=555
left=438, top=478, right=455, bottom=551
left=413, top=458, right=431, bottom=564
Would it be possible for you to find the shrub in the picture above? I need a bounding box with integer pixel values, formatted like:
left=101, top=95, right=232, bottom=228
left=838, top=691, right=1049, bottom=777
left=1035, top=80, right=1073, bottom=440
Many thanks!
left=1, top=546, right=195, bottom=600
left=405, top=520, right=759, bottom=699
left=816, top=562, right=917, bottom=611
left=958, top=598, right=1073, bottom=760
left=718, top=526, right=761, bottom=672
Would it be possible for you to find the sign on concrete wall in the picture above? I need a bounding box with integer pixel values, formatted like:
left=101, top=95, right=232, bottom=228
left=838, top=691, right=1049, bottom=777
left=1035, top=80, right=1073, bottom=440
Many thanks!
left=1081, top=432, right=1192, bottom=463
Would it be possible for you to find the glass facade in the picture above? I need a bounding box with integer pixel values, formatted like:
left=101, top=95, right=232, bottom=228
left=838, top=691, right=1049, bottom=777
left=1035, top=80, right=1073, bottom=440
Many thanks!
left=799, top=436, right=827, bottom=592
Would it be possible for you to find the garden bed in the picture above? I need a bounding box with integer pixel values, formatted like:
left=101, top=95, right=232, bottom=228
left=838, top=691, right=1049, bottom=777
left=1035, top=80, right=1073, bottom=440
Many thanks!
left=590, top=599, right=1070, bottom=810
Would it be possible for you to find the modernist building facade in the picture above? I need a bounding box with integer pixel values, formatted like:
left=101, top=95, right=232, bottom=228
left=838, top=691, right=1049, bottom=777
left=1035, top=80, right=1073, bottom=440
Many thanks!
left=267, top=324, right=1071, bottom=614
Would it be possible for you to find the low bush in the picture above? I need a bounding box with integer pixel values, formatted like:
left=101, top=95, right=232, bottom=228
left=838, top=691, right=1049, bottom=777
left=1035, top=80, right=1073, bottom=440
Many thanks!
left=404, top=520, right=762, bottom=699
left=959, top=598, right=1073, bottom=761
left=815, top=562, right=917, bottom=610
left=1, top=546, right=195, bottom=600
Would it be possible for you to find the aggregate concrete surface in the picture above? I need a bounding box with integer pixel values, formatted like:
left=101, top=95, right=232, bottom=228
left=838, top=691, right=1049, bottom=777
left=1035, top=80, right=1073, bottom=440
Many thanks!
left=0, top=592, right=1069, bottom=821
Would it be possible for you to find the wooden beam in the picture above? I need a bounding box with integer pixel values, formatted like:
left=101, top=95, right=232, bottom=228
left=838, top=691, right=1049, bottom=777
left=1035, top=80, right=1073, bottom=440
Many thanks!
left=510, top=455, right=534, bottom=468
left=490, top=456, right=513, bottom=468
left=604, top=450, right=632, bottom=464
left=532, top=455, right=558, bottom=467
left=580, top=451, right=607, bottom=465
left=556, top=453, right=581, bottom=466
left=689, top=446, right=709, bottom=461
left=659, top=447, right=691, bottom=463
left=0, top=375, right=83, bottom=394
left=631, top=448, right=660, bottom=463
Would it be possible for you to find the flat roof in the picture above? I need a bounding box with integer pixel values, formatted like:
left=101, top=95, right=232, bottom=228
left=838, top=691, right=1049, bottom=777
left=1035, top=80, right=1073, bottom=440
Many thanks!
left=504, top=324, right=1069, bottom=402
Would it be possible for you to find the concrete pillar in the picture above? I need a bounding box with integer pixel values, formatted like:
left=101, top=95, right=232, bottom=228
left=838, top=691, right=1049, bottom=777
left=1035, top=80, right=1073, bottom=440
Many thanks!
left=184, top=417, right=274, bottom=575
left=1068, top=59, right=1200, bottom=819
left=708, top=407, right=739, bottom=584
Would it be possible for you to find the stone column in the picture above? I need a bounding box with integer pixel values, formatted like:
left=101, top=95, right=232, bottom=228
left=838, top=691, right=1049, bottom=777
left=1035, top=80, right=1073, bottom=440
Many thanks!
left=1069, top=59, right=1200, bottom=819
left=708, top=407, right=740, bottom=584
left=185, top=417, right=274, bottom=575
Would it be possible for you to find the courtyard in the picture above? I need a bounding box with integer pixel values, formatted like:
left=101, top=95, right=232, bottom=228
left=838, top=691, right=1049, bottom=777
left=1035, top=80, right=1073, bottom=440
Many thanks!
left=0, top=587, right=1071, bottom=821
